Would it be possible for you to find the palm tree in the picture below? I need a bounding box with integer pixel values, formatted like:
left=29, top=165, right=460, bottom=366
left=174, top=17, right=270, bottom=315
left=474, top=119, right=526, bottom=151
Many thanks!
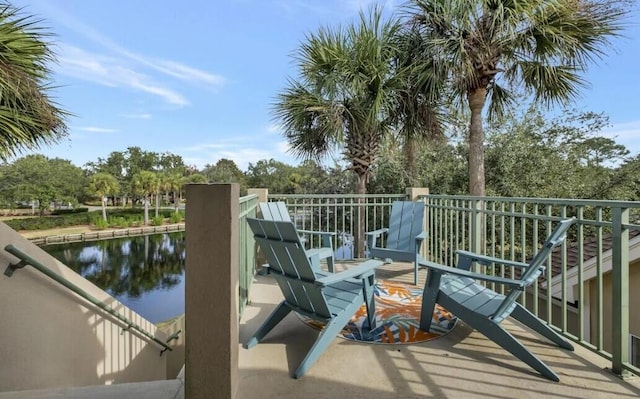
left=164, top=172, right=183, bottom=212
left=391, top=24, right=446, bottom=186
left=88, top=172, right=120, bottom=221
left=407, top=0, right=625, bottom=196
left=0, top=5, right=69, bottom=160
left=131, top=170, right=158, bottom=225
left=273, top=7, right=404, bottom=256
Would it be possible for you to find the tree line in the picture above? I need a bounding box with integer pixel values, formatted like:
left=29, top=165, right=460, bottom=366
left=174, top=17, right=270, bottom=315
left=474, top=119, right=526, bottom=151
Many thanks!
left=1, top=104, right=638, bottom=222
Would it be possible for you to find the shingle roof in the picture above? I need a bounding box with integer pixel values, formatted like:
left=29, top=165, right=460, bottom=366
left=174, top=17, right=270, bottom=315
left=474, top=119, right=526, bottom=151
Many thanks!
left=540, top=229, right=640, bottom=286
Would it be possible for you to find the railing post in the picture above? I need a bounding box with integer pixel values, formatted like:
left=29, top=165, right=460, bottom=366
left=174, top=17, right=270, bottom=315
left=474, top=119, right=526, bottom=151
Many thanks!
left=611, top=206, right=630, bottom=378
left=405, top=187, right=429, bottom=201
left=247, top=188, right=268, bottom=204
left=471, top=198, right=483, bottom=271
left=185, top=183, right=239, bottom=399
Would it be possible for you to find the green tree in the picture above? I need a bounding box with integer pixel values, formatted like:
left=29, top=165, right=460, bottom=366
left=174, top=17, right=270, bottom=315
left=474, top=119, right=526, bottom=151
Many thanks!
left=0, top=5, right=69, bottom=160
left=88, top=172, right=120, bottom=221
left=391, top=23, right=446, bottom=185
left=0, top=155, right=84, bottom=214
left=131, top=170, right=158, bottom=225
left=484, top=107, right=631, bottom=199
left=407, top=0, right=625, bottom=196
left=163, top=172, right=183, bottom=212
left=203, top=158, right=247, bottom=194
left=273, top=7, right=404, bottom=255
left=274, top=7, right=403, bottom=196
left=246, top=159, right=296, bottom=194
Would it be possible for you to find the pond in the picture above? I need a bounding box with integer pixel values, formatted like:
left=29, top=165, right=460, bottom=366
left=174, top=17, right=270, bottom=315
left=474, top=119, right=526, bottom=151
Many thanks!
left=43, top=232, right=185, bottom=324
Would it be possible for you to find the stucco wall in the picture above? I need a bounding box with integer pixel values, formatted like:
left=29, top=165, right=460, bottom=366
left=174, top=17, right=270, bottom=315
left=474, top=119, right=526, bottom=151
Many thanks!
left=588, top=258, right=640, bottom=355
left=0, top=223, right=167, bottom=392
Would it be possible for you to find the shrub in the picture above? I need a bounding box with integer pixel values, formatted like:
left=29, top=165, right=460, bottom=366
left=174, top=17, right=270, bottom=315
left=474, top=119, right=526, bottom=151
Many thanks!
left=51, top=207, right=89, bottom=215
left=150, top=216, right=165, bottom=226
left=94, top=218, right=108, bottom=230
left=4, top=212, right=95, bottom=230
left=169, top=212, right=183, bottom=224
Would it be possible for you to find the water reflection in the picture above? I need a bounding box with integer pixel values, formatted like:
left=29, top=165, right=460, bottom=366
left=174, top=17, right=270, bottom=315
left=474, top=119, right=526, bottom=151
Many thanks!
left=44, top=232, right=185, bottom=323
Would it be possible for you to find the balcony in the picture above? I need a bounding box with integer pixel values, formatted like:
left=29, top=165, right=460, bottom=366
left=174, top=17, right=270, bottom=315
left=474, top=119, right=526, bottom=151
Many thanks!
left=2, top=185, right=640, bottom=398
left=230, top=188, right=640, bottom=397
left=238, top=262, right=640, bottom=398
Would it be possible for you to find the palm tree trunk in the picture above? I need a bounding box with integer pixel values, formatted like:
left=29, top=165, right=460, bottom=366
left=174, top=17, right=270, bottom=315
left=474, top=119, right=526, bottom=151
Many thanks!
left=144, top=197, right=149, bottom=225
left=355, top=173, right=367, bottom=258
left=101, top=196, right=107, bottom=221
left=467, top=88, right=487, bottom=197
left=403, top=136, right=418, bottom=186
left=173, top=190, right=180, bottom=212
left=155, top=193, right=159, bottom=217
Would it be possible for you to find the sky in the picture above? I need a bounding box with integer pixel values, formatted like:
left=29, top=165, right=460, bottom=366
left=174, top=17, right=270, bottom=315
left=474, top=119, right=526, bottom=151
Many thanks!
left=9, top=0, right=640, bottom=171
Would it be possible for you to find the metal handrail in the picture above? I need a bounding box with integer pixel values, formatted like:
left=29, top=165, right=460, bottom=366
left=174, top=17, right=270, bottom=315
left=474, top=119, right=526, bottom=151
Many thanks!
left=3, top=244, right=178, bottom=355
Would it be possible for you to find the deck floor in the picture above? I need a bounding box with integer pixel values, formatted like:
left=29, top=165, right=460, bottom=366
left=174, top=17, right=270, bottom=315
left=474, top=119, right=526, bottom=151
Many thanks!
left=238, top=261, right=640, bottom=399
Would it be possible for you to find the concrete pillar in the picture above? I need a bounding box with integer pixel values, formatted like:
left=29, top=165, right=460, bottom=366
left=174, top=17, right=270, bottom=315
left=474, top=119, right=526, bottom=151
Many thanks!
left=185, top=184, right=239, bottom=399
left=405, top=187, right=429, bottom=201
left=247, top=188, right=268, bottom=203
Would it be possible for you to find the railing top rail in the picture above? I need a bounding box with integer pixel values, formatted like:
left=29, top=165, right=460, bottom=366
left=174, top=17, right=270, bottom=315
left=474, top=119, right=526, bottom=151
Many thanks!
left=3, top=244, right=177, bottom=354
left=269, top=194, right=407, bottom=199
left=239, top=194, right=258, bottom=204
left=420, top=194, right=640, bottom=208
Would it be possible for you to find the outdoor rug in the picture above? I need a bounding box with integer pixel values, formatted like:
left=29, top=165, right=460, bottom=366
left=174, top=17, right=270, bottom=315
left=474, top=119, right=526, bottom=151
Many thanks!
left=298, top=280, right=457, bottom=344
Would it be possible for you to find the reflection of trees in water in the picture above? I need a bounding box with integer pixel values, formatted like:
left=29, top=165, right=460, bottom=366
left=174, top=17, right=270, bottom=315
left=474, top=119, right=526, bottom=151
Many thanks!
left=45, top=232, right=186, bottom=298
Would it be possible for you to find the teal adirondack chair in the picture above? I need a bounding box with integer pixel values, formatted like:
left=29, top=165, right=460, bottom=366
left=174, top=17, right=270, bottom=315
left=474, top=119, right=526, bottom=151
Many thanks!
left=365, top=201, right=427, bottom=285
left=245, top=217, right=384, bottom=378
left=419, top=218, right=576, bottom=381
left=260, top=201, right=336, bottom=272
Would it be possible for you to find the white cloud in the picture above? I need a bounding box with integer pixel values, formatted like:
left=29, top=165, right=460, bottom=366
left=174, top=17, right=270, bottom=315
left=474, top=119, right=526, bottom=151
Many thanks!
left=150, top=60, right=226, bottom=90
left=601, top=120, right=640, bottom=156
left=122, top=113, right=152, bottom=119
left=77, top=126, right=118, bottom=133
left=180, top=135, right=294, bottom=170
left=41, top=3, right=226, bottom=92
left=56, top=44, right=189, bottom=106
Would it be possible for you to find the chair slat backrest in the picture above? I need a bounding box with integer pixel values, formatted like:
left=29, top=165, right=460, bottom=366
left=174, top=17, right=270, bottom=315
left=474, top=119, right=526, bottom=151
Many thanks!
left=386, top=201, right=425, bottom=252
left=493, top=218, right=576, bottom=321
left=247, top=217, right=331, bottom=319
left=259, top=202, right=292, bottom=222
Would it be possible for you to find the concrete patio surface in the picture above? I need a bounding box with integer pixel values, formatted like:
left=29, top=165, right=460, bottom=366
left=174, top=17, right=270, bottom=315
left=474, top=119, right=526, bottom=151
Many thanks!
left=3, top=261, right=639, bottom=398
left=238, top=261, right=640, bottom=399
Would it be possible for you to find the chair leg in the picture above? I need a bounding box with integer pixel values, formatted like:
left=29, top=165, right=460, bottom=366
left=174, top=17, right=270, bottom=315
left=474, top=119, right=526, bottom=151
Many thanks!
left=362, top=272, right=376, bottom=330
left=419, top=270, right=441, bottom=331
left=326, top=254, right=335, bottom=273
left=471, top=315, right=561, bottom=382
left=243, top=301, right=291, bottom=349
left=511, top=304, right=574, bottom=351
left=293, top=300, right=361, bottom=378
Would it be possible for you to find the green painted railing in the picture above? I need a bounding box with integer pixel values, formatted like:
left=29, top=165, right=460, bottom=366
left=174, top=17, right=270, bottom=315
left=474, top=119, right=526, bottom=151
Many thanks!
left=243, top=192, right=640, bottom=377
left=269, top=194, right=407, bottom=257
left=3, top=244, right=179, bottom=354
left=238, top=194, right=258, bottom=314
left=421, top=194, right=640, bottom=378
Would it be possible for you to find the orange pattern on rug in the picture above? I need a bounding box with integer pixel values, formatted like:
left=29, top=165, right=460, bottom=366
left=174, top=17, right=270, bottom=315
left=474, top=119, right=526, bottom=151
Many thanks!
left=299, top=280, right=457, bottom=344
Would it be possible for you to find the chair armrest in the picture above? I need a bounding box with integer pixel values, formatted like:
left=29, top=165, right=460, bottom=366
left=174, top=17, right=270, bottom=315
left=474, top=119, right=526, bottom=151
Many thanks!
left=365, top=228, right=388, bottom=256
left=298, top=230, right=336, bottom=238
left=365, top=228, right=388, bottom=238
left=415, top=231, right=427, bottom=246
left=315, top=259, right=384, bottom=286
left=419, top=260, right=525, bottom=288
left=298, top=230, right=336, bottom=248
left=456, top=250, right=530, bottom=270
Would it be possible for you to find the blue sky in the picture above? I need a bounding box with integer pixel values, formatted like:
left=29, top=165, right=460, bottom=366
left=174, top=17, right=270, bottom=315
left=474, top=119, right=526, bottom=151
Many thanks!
left=11, top=0, right=640, bottom=170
